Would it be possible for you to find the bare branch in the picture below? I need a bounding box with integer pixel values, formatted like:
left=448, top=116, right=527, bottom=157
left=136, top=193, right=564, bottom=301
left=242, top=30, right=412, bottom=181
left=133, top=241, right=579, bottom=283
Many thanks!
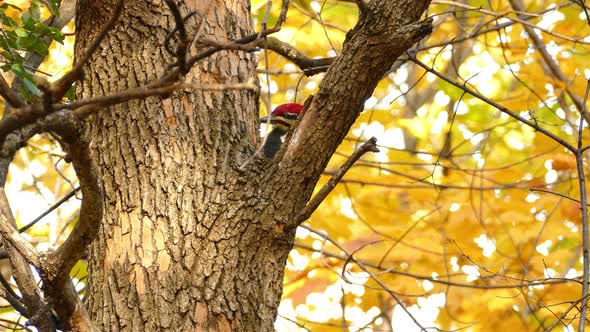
left=531, top=188, right=590, bottom=207
left=65, top=81, right=257, bottom=119
left=295, top=137, right=378, bottom=224
left=0, top=110, right=97, bottom=330
left=0, top=190, right=53, bottom=330
left=187, top=27, right=280, bottom=68
left=14, top=118, right=101, bottom=329
left=0, top=202, right=40, bottom=268
left=274, top=0, right=291, bottom=29
left=271, top=0, right=432, bottom=231
left=19, top=187, right=80, bottom=233
left=410, top=55, right=577, bottom=153
left=40, top=276, right=97, bottom=331
left=0, top=275, right=28, bottom=316
left=294, top=242, right=582, bottom=289
left=255, top=37, right=334, bottom=76
left=198, top=38, right=258, bottom=51
left=182, top=81, right=259, bottom=92
left=163, top=0, right=192, bottom=74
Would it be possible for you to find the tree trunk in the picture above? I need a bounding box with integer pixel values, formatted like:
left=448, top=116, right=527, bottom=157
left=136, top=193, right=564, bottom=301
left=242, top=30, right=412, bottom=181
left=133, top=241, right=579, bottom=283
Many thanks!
left=75, top=1, right=289, bottom=330
left=74, top=0, right=431, bottom=330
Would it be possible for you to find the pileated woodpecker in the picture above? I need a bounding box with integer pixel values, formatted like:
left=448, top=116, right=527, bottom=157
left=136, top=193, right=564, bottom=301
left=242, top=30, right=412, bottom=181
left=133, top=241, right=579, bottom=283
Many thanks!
left=259, top=103, right=303, bottom=158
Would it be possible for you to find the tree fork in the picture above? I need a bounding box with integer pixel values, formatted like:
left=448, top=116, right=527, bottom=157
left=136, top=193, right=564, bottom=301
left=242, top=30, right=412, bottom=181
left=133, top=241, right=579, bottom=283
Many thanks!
left=74, top=0, right=431, bottom=330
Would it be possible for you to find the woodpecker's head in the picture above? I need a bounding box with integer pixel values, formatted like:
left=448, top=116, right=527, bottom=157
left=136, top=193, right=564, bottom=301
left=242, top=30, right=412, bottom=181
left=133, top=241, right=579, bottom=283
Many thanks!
left=259, top=103, right=303, bottom=133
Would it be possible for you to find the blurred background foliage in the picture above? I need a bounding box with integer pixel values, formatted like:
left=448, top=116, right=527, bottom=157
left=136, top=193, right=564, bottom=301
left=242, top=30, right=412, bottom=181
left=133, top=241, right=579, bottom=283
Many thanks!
left=1, top=0, right=590, bottom=331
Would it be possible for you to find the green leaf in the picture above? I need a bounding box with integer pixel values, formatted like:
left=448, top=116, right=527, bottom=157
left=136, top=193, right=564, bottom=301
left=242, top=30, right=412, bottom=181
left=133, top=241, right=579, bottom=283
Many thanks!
left=46, top=0, right=60, bottom=16
left=65, top=85, right=76, bottom=102
left=0, top=10, right=18, bottom=27
left=11, top=64, right=42, bottom=97
left=15, top=28, right=28, bottom=37
left=37, top=24, right=65, bottom=44
left=1, top=30, right=19, bottom=50
left=21, top=77, right=42, bottom=97
left=0, top=49, right=16, bottom=63
left=22, top=3, right=41, bottom=30
left=17, top=35, right=49, bottom=56
left=10, top=63, right=27, bottom=77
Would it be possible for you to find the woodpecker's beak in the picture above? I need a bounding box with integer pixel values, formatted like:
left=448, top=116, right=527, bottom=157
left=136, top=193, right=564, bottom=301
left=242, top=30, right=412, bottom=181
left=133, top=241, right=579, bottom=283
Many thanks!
left=260, top=114, right=291, bottom=129
left=259, top=115, right=272, bottom=123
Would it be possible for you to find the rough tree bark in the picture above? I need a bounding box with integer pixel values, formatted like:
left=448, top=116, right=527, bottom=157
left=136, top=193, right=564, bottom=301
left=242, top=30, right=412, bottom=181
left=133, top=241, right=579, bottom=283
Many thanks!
left=73, top=0, right=431, bottom=330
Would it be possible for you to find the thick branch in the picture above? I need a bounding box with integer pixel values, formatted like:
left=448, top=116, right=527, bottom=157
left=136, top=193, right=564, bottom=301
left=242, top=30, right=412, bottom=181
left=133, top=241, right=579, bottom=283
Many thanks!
left=46, top=117, right=101, bottom=276
left=43, top=276, right=97, bottom=332
left=0, top=112, right=78, bottom=331
left=27, top=115, right=101, bottom=330
left=0, top=190, right=54, bottom=331
left=0, top=204, right=40, bottom=268
left=0, top=110, right=100, bottom=330
left=255, top=37, right=334, bottom=76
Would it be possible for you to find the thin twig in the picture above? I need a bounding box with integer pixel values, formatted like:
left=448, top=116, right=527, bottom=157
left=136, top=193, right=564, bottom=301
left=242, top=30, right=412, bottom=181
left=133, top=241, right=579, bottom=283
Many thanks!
left=300, top=224, right=431, bottom=332
left=64, top=81, right=257, bottom=119
left=19, top=187, right=80, bottom=233
left=187, top=27, right=279, bottom=68
left=409, top=55, right=576, bottom=153
left=432, top=0, right=590, bottom=45
left=163, top=0, right=190, bottom=74
left=274, top=0, right=291, bottom=29
left=294, top=242, right=580, bottom=289
left=576, top=79, right=590, bottom=332
left=530, top=188, right=590, bottom=207
left=0, top=272, right=24, bottom=311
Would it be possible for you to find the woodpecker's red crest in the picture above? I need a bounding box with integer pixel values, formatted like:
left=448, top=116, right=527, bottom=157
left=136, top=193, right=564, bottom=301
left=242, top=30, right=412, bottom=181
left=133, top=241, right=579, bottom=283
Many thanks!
left=259, top=103, right=303, bottom=132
